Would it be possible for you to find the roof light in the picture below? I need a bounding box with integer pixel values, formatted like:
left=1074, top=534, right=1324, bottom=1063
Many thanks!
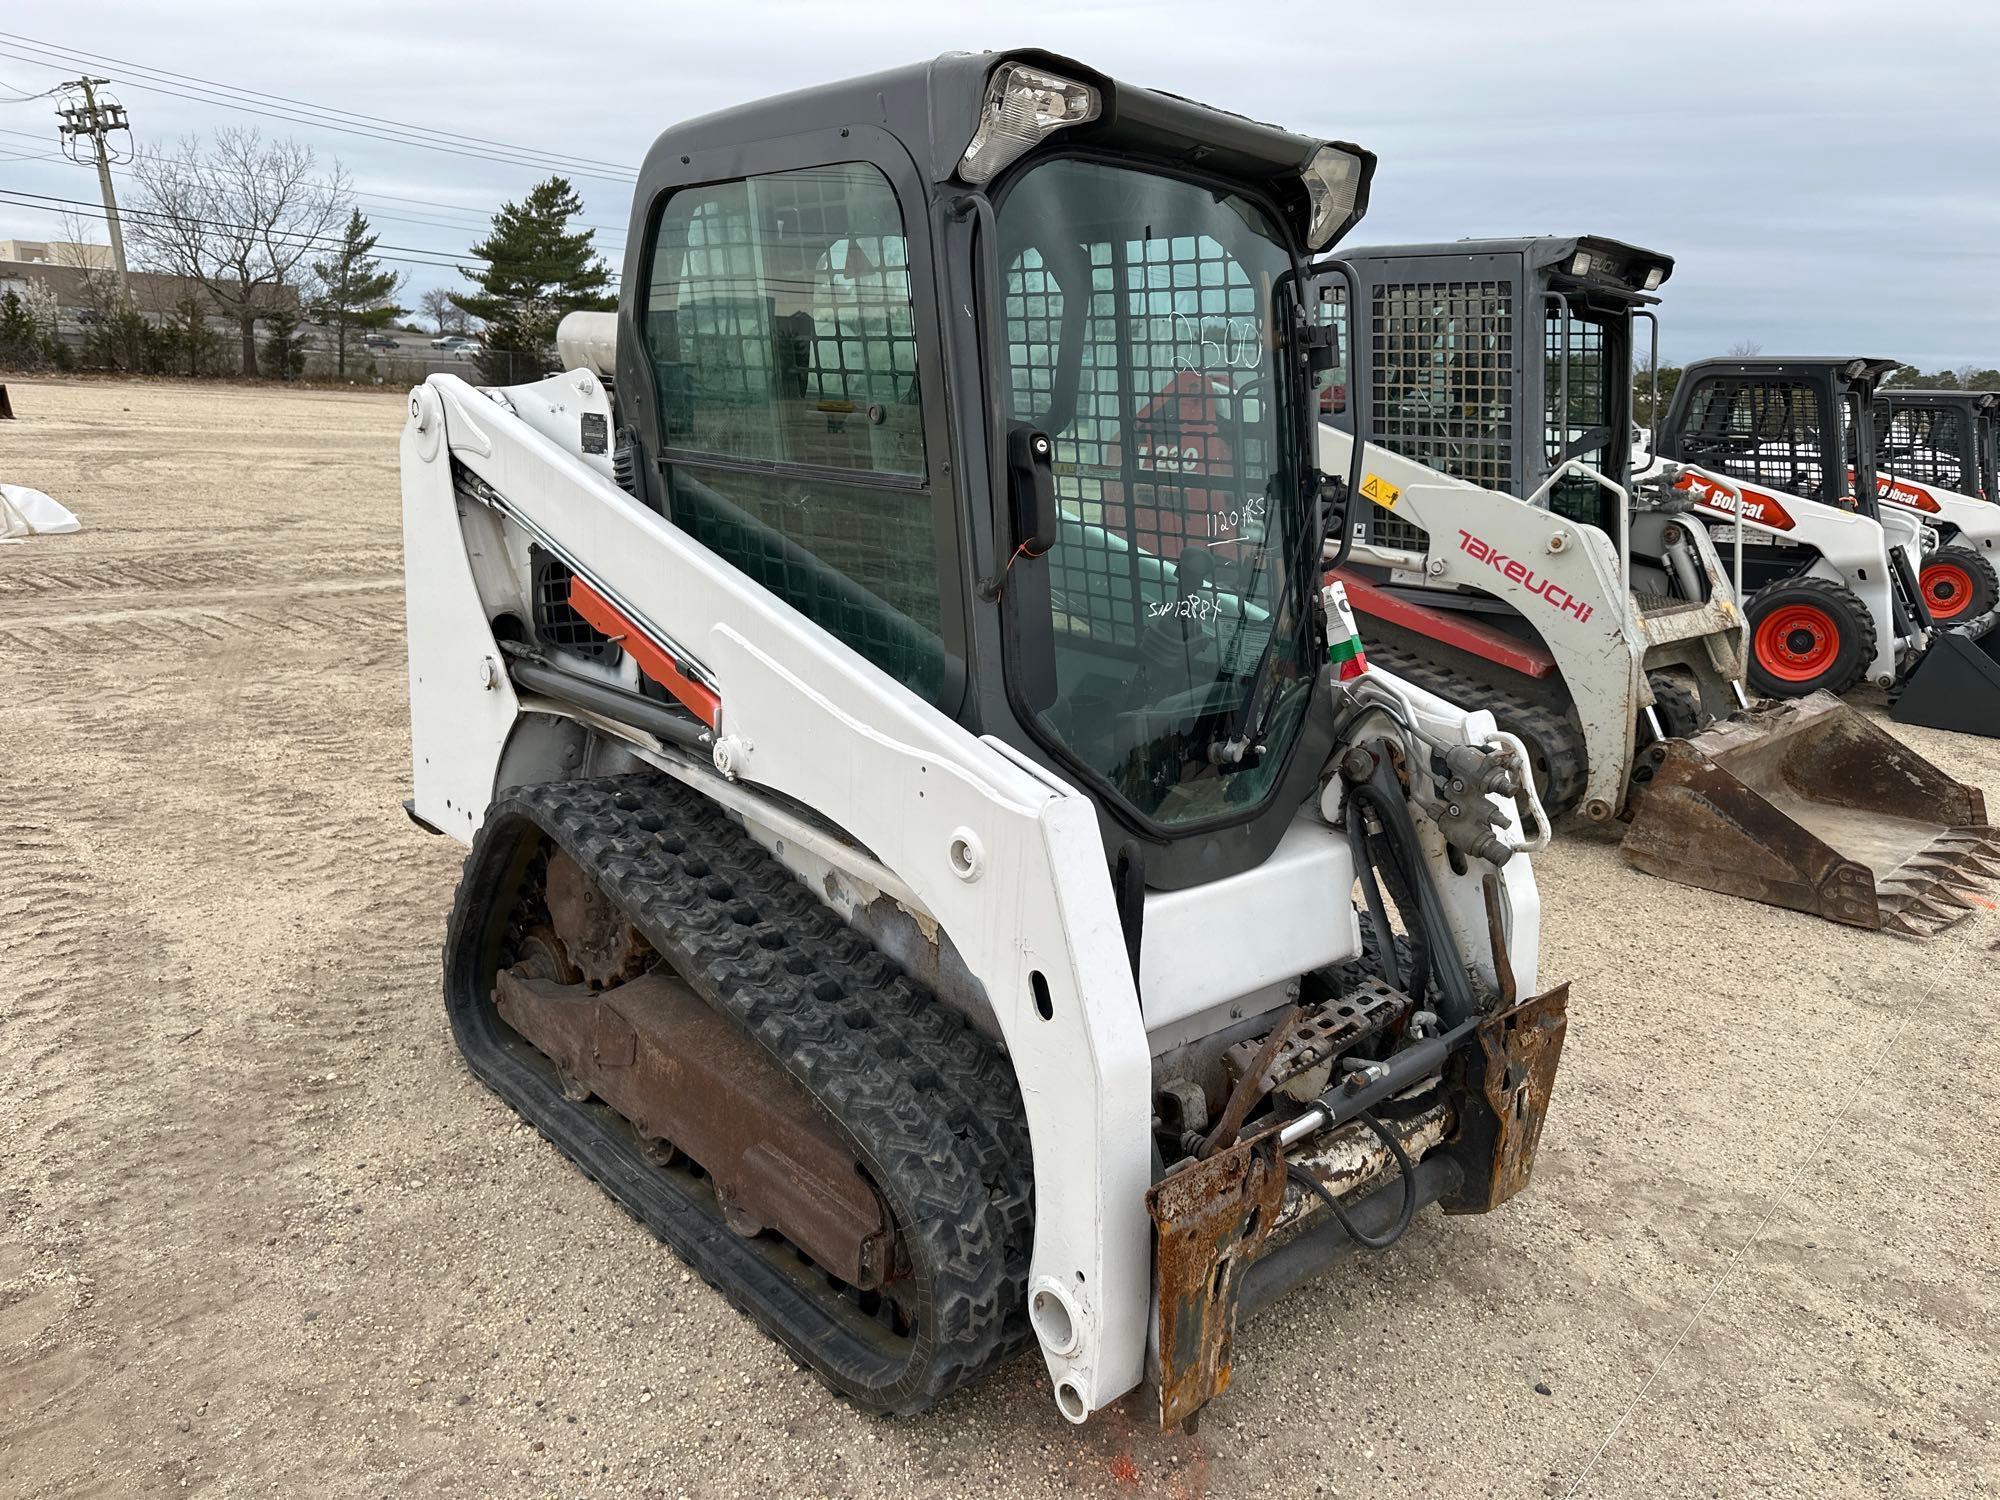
left=1569, top=250, right=1595, bottom=278
left=1302, top=145, right=1364, bottom=250
left=1643, top=266, right=1666, bottom=291
left=958, top=62, right=1100, bottom=186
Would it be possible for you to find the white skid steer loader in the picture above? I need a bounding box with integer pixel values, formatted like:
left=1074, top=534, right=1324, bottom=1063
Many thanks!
left=1648, top=356, right=2000, bottom=739
left=1872, top=386, right=2000, bottom=617
left=1310, top=240, right=1996, bottom=933
left=398, top=52, right=1568, bottom=1429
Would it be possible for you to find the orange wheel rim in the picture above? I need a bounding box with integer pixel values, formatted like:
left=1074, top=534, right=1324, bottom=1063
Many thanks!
left=1922, top=562, right=1975, bottom=621
left=1753, top=603, right=1840, bottom=683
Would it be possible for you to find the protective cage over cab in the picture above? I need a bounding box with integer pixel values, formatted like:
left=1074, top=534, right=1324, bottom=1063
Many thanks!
left=1317, top=234, right=1673, bottom=550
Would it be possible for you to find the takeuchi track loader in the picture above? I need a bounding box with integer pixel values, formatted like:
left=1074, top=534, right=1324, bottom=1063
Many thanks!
left=1308, top=239, right=1995, bottom=932
left=398, top=52, right=1569, bottom=1427
left=1649, top=356, right=2000, bottom=739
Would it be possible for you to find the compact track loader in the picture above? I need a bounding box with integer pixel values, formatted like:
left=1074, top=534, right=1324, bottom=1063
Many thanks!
left=399, top=52, right=1568, bottom=1428
left=1650, top=356, right=2000, bottom=739
left=1308, top=240, right=1995, bottom=931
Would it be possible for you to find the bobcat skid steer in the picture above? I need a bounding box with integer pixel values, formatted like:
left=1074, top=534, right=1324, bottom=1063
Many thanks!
left=1650, top=357, right=2000, bottom=740
left=398, top=52, right=1566, bottom=1430
left=1872, top=387, right=2000, bottom=620
left=1311, top=240, right=1995, bottom=931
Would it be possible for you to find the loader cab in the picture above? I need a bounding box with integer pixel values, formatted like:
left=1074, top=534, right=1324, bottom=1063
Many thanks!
left=1876, top=388, right=1998, bottom=500
left=1659, top=356, right=1900, bottom=521
left=1316, top=234, right=1672, bottom=546
left=614, top=51, right=1374, bottom=886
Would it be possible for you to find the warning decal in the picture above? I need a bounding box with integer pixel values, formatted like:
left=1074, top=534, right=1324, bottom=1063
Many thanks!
left=1360, top=473, right=1401, bottom=510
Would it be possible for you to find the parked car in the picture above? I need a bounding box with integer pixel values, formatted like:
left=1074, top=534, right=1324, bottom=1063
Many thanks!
left=363, top=334, right=401, bottom=351
left=430, top=334, right=479, bottom=351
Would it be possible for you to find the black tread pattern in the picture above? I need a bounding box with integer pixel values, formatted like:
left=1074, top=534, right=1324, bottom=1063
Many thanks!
left=1924, top=544, right=2000, bottom=622
left=1365, top=641, right=1589, bottom=817
left=1744, top=573, right=1876, bottom=697
left=1643, top=671, right=1704, bottom=741
left=441, top=774, right=1033, bottom=1415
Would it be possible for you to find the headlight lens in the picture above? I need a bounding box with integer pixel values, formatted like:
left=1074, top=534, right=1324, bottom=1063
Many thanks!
left=958, top=63, right=1100, bottom=186
left=1301, top=145, right=1364, bottom=249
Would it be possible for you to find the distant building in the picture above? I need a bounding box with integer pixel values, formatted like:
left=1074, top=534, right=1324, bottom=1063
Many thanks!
left=0, top=254, right=298, bottom=336
left=0, top=238, right=115, bottom=269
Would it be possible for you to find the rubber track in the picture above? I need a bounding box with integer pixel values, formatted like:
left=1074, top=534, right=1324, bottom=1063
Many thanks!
left=1365, top=642, right=1589, bottom=817
left=441, top=774, right=1034, bottom=1414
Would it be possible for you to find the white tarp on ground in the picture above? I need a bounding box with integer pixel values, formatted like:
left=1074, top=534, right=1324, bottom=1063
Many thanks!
left=0, top=484, right=81, bottom=539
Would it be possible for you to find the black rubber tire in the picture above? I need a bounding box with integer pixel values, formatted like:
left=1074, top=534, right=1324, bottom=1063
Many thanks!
left=441, top=775, right=1033, bottom=1416
left=1744, top=574, right=1877, bottom=699
left=1642, top=671, right=1704, bottom=743
left=1919, top=544, right=1999, bottom=626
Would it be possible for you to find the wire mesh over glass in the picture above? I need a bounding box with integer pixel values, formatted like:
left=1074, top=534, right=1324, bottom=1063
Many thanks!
left=1363, top=279, right=1517, bottom=551
left=1877, top=404, right=1969, bottom=491
left=1677, top=378, right=1834, bottom=503
left=996, top=158, right=1310, bottom=828
left=645, top=163, right=924, bottom=477
left=642, top=163, right=945, bottom=703
left=1543, top=304, right=1612, bottom=525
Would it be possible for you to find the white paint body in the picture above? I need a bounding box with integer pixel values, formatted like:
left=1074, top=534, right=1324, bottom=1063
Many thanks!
left=1633, top=455, right=1929, bottom=686
left=402, top=370, right=1541, bottom=1421
left=1319, top=425, right=1747, bottom=820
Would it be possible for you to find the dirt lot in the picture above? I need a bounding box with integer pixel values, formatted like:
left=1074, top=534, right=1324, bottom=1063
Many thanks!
left=2, top=376, right=1996, bottom=1499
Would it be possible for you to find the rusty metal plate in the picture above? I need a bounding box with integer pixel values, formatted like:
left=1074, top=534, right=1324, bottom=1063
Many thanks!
left=1145, top=1132, right=1286, bottom=1430
left=494, top=966, right=896, bottom=1287
left=1470, top=983, right=1570, bottom=1211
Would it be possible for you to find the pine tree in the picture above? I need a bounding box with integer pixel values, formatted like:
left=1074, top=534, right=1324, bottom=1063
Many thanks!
left=310, top=210, right=406, bottom=378
left=260, top=307, right=310, bottom=380
left=453, top=177, right=614, bottom=385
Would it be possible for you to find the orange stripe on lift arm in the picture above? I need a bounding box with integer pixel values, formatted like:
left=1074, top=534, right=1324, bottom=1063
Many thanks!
left=566, top=576, right=721, bottom=728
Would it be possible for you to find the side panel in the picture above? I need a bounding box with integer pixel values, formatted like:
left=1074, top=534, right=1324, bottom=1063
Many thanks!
left=402, top=389, right=520, bottom=840
left=1322, top=424, right=1644, bottom=818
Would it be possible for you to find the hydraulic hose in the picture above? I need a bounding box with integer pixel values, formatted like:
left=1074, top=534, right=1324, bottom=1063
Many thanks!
left=1285, top=1109, right=1416, bottom=1252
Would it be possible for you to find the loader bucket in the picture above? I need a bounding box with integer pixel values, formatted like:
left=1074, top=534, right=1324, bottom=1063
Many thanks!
left=1622, top=692, right=2000, bottom=936
left=1889, top=613, right=2000, bottom=738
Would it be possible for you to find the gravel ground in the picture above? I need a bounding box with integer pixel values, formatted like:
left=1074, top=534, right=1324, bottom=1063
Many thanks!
left=1, top=376, right=1995, bottom=1499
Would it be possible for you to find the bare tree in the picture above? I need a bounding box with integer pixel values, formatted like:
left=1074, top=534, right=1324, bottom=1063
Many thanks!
left=1726, top=339, right=1763, bottom=358
left=127, top=128, right=350, bottom=377
left=419, top=286, right=471, bottom=338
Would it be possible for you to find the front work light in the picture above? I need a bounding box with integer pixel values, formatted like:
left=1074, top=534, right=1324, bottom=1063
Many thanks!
left=959, top=62, right=1100, bottom=186
left=1643, top=266, right=1666, bottom=291
left=1302, top=145, right=1364, bottom=250
left=1569, top=250, right=1595, bottom=278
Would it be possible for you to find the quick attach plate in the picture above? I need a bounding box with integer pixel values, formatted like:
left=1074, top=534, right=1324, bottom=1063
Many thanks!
left=1222, top=978, right=1409, bottom=1099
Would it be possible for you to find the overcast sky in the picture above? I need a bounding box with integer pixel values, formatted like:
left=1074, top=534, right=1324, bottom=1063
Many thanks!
left=2, top=1, right=1995, bottom=366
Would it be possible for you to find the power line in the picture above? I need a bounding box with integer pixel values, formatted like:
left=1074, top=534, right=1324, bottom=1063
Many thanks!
left=0, top=29, right=638, bottom=174
left=0, top=37, right=638, bottom=184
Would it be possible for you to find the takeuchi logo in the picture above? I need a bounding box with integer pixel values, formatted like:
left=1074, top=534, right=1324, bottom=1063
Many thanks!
left=1456, top=530, right=1593, bottom=623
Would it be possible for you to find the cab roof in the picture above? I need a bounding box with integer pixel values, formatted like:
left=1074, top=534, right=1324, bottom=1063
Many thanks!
left=1338, top=233, right=1672, bottom=299
left=636, top=49, right=1374, bottom=251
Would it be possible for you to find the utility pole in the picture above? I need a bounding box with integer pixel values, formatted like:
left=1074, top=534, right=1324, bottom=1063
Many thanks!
left=55, top=77, right=131, bottom=294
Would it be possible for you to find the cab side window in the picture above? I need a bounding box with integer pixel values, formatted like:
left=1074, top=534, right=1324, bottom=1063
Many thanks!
left=643, top=163, right=944, bottom=702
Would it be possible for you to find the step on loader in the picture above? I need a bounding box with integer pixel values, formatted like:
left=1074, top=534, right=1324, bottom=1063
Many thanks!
left=399, top=51, right=1567, bottom=1428
left=1649, top=356, right=2000, bottom=740
left=1309, top=240, right=1995, bottom=933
